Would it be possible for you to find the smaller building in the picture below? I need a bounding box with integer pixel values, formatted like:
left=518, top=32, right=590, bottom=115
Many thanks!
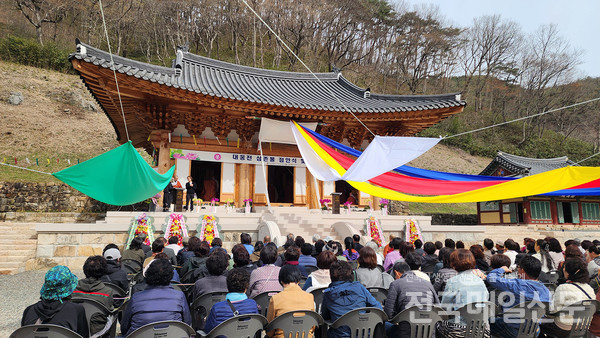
left=477, top=151, right=600, bottom=226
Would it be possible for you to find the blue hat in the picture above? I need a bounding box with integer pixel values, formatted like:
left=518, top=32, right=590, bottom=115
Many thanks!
left=40, top=265, right=78, bottom=301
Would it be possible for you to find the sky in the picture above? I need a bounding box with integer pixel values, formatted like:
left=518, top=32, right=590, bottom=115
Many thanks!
left=402, top=0, right=600, bottom=78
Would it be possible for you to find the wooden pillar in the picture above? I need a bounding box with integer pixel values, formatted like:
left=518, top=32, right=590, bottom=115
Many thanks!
left=306, top=169, right=319, bottom=209
left=372, top=196, right=381, bottom=210
left=577, top=197, right=583, bottom=225
left=237, top=163, right=252, bottom=206
left=523, top=199, right=532, bottom=224
left=158, top=131, right=171, bottom=175
left=550, top=198, right=559, bottom=225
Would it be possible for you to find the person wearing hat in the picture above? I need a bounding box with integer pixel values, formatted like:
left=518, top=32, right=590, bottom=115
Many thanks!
left=21, top=265, right=89, bottom=337
left=100, top=246, right=129, bottom=293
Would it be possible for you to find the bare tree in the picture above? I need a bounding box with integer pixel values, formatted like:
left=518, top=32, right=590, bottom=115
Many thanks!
left=517, top=24, right=581, bottom=144
left=14, top=0, right=69, bottom=45
left=458, top=15, right=522, bottom=112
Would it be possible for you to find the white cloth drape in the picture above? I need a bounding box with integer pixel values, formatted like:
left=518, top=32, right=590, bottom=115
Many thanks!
left=259, top=118, right=317, bottom=144
left=290, top=122, right=341, bottom=181
left=290, top=122, right=439, bottom=182
left=341, top=135, right=440, bottom=182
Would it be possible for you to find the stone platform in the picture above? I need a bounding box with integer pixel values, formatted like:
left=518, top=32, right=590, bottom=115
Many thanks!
left=3, top=207, right=600, bottom=274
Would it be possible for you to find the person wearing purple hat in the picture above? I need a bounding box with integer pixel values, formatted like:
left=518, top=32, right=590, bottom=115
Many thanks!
left=21, top=265, right=89, bottom=337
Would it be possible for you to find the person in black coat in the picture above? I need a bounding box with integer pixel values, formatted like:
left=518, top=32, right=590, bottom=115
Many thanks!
left=21, top=266, right=88, bottom=337
left=100, top=248, right=130, bottom=293
left=185, top=176, right=196, bottom=211
left=163, top=181, right=174, bottom=210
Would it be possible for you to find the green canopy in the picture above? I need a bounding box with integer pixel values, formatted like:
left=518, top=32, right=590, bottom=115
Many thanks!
left=53, top=141, right=175, bottom=206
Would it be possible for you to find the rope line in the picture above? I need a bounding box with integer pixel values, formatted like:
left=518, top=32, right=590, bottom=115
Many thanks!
left=241, top=0, right=375, bottom=137
left=444, top=96, right=600, bottom=139
left=0, top=162, right=52, bottom=175
left=575, top=151, right=600, bottom=165
left=98, top=0, right=130, bottom=141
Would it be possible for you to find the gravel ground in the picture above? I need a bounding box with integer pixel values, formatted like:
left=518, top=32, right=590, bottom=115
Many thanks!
left=0, top=269, right=85, bottom=336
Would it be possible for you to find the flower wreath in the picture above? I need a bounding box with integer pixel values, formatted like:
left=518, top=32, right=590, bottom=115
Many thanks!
left=405, top=218, right=423, bottom=245
left=363, top=215, right=386, bottom=247
left=126, top=213, right=155, bottom=249
left=163, top=213, right=189, bottom=246
left=197, top=214, right=222, bottom=243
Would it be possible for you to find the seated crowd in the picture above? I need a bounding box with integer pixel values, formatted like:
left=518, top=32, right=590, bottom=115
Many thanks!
left=19, top=233, right=600, bottom=338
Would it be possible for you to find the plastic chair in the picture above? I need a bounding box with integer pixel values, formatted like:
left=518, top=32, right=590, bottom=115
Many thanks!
left=305, top=265, right=319, bottom=275
left=545, top=270, right=559, bottom=284
left=252, top=291, right=280, bottom=317
left=367, top=287, right=388, bottom=306
left=191, top=291, right=228, bottom=331
left=10, top=324, right=84, bottom=338
left=310, top=287, right=328, bottom=314
left=543, top=283, right=557, bottom=293
left=546, top=299, right=599, bottom=338
left=328, top=307, right=387, bottom=338
left=499, top=301, right=547, bottom=338
left=453, top=301, right=495, bottom=338
left=71, top=297, right=117, bottom=338
left=197, top=314, right=268, bottom=338
left=390, top=305, right=446, bottom=338
left=170, top=281, right=186, bottom=292
left=265, top=310, right=324, bottom=338
left=126, top=320, right=196, bottom=338
left=121, top=259, right=143, bottom=274
left=103, top=282, right=127, bottom=297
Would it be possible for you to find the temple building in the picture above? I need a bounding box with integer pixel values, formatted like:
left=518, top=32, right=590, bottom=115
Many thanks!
left=70, top=40, right=465, bottom=208
left=478, top=151, right=600, bottom=226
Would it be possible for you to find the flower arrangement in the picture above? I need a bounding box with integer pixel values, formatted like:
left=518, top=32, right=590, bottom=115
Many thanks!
left=343, top=201, right=352, bottom=209
left=364, top=216, right=385, bottom=247
left=165, top=213, right=188, bottom=246
left=198, top=214, right=220, bottom=243
left=127, top=213, right=155, bottom=248
left=225, top=198, right=235, bottom=208
left=405, top=218, right=422, bottom=245
left=379, top=199, right=389, bottom=209
left=210, top=198, right=219, bottom=206
left=320, top=198, right=331, bottom=210
left=193, top=198, right=203, bottom=207
left=243, top=198, right=253, bottom=206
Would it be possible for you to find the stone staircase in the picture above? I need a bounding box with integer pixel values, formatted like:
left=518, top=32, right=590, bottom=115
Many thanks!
left=0, top=223, right=37, bottom=275
left=267, top=207, right=344, bottom=242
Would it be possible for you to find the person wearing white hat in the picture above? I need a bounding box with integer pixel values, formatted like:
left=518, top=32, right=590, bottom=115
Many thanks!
left=100, top=246, right=129, bottom=292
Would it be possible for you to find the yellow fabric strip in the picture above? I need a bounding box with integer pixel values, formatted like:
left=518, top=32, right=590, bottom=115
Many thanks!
left=293, top=122, right=600, bottom=203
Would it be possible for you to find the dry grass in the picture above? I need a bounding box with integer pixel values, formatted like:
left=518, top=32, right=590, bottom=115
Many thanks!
left=0, top=60, right=119, bottom=182
left=407, top=143, right=490, bottom=174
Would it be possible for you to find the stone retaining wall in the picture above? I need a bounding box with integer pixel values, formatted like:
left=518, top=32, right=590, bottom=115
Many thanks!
left=0, top=181, right=150, bottom=213
left=34, top=223, right=258, bottom=271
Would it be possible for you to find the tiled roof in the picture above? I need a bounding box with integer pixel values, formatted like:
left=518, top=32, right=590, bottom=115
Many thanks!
left=70, top=41, right=465, bottom=114
left=480, top=151, right=576, bottom=177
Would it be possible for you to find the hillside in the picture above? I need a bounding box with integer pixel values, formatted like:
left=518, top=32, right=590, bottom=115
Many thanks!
left=0, top=60, right=119, bottom=182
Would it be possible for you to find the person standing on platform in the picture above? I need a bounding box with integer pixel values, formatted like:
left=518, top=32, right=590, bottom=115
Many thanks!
left=185, top=176, right=196, bottom=211
left=162, top=180, right=174, bottom=211
left=171, top=175, right=182, bottom=209
left=346, top=189, right=358, bottom=205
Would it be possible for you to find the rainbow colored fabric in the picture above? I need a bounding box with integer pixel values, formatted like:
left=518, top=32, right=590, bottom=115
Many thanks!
left=291, top=122, right=600, bottom=203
